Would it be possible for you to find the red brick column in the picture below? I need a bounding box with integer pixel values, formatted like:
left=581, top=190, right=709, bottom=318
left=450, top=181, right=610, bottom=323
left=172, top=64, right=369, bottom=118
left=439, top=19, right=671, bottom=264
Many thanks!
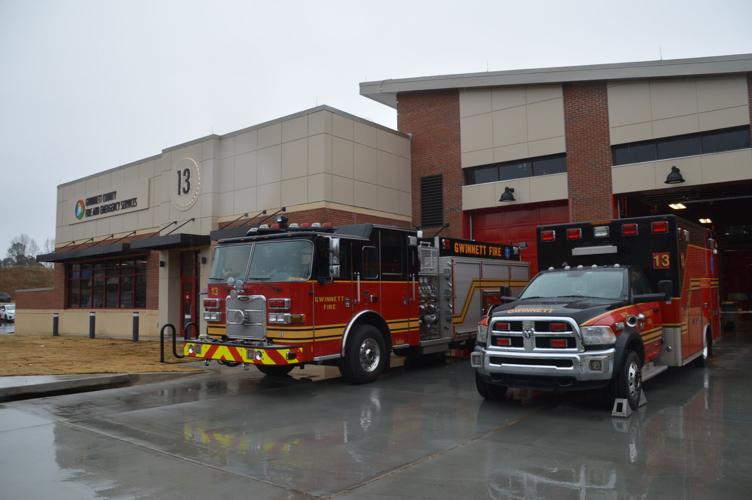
left=397, top=90, right=463, bottom=237
left=563, top=82, right=614, bottom=222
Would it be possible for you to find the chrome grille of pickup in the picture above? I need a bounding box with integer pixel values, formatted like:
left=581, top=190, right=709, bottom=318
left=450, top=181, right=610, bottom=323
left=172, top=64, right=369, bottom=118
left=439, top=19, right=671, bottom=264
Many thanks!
left=226, top=295, right=266, bottom=340
left=490, top=317, right=580, bottom=352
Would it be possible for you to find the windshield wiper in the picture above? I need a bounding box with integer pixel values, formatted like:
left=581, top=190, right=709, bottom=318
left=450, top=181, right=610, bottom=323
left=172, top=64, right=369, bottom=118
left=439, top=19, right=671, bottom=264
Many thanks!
left=247, top=275, right=271, bottom=281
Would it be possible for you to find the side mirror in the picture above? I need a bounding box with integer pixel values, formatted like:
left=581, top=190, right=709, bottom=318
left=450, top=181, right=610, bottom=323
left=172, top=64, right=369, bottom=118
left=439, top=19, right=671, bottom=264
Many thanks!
left=633, top=292, right=667, bottom=304
left=657, top=280, right=673, bottom=298
left=499, top=286, right=516, bottom=303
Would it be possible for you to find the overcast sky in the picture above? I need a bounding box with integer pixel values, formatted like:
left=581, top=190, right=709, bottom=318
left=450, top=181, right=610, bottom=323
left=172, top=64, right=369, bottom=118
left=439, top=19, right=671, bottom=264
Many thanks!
left=1, top=0, right=751, bottom=255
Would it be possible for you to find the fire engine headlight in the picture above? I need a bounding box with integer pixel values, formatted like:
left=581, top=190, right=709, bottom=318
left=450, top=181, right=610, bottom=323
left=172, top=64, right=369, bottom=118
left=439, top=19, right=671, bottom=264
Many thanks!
left=580, top=325, right=616, bottom=346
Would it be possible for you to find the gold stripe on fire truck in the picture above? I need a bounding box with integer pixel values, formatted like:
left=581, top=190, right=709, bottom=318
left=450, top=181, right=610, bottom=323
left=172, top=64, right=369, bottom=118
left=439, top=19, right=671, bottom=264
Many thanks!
left=451, top=279, right=525, bottom=325
left=208, top=318, right=419, bottom=342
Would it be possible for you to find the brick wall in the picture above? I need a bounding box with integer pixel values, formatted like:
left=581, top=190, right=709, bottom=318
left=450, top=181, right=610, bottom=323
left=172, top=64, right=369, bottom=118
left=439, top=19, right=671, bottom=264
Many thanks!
left=397, top=90, right=463, bottom=237
left=563, top=82, right=614, bottom=221
left=15, top=263, right=65, bottom=310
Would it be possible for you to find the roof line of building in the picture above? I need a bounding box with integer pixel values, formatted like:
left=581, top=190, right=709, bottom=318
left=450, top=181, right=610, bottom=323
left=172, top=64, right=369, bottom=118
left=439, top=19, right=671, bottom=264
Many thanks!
left=360, top=52, right=752, bottom=108
left=59, top=104, right=405, bottom=188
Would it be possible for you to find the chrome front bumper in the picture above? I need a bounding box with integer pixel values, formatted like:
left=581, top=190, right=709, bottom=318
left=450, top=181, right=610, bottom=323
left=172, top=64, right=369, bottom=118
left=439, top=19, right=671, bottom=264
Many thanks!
left=471, top=346, right=615, bottom=382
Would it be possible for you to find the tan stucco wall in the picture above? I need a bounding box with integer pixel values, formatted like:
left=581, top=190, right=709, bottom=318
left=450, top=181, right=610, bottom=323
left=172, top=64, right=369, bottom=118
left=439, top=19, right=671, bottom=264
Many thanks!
left=459, top=85, right=566, bottom=167
left=612, top=148, right=752, bottom=194
left=462, top=172, right=568, bottom=210
left=16, top=309, right=161, bottom=339
left=607, top=75, right=750, bottom=145
left=55, top=107, right=411, bottom=246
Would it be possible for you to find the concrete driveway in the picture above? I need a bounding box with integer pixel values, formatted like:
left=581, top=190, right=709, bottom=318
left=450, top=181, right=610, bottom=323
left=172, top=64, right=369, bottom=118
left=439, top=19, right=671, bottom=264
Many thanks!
left=1, top=333, right=750, bottom=499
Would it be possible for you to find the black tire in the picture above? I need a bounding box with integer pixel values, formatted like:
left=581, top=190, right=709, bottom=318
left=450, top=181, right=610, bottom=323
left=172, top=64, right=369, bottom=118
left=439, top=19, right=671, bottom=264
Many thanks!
left=339, top=324, right=387, bottom=384
left=256, top=365, right=294, bottom=376
left=614, top=351, right=643, bottom=411
left=694, top=330, right=713, bottom=367
left=475, top=371, right=508, bottom=400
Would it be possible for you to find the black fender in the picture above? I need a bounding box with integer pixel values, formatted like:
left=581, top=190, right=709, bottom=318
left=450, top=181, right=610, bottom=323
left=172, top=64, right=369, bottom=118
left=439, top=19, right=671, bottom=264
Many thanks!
left=612, top=329, right=644, bottom=379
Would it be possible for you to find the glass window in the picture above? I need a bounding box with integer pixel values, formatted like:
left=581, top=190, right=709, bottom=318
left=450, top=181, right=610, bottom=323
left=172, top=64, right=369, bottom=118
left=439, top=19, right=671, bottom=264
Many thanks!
left=532, top=155, right=567, bottom=176
left=380, top=231, right=405, bottom=277
left=613, top=142, right=657, bottom=165
left=465, top=165, right=498, bottom=185
left=209, top=244, right=251, bottom=282
left=92, top=264, right=105, bottom=308
left=499, top=162, right=531, bottom=180
left=135, top=274, right=146, bottom=308
left=656, top=135, right=701, bottom=160
left=66, top=256, right=149, bottom=309
left=247, top=240, right=314, bottom=282
left=630, top=269, right=653, bottom=296
left=701, top=127, right=751, bottom=154
left=520, top=269, right=627, bottom=300
left=120, top=275, right=133, bottom=308
left=362, top=246, right=379, bottom=279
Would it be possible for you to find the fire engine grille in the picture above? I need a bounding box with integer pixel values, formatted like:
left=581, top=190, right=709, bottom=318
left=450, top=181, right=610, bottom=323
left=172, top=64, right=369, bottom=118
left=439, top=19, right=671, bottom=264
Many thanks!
left=490, top=317, right=579, bottom=351
left=225, top=295, right=266, bottom=340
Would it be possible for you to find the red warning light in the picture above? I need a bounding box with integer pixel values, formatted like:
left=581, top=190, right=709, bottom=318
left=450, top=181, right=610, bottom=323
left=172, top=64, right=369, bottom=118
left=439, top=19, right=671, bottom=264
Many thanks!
left=541, top=230, right=556, bottom=242
left=621, top=223, right=639, bottom=236
left=566, top=228, right=582, bottom=240
left=651, top=220, right=669, bottom=234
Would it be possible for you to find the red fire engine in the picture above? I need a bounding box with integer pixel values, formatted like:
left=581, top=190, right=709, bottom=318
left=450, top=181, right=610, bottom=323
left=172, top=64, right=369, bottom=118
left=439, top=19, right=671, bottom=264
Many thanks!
left=185, top=217, right=528, bottom=383
left=472, top=215, right=720, bottom=411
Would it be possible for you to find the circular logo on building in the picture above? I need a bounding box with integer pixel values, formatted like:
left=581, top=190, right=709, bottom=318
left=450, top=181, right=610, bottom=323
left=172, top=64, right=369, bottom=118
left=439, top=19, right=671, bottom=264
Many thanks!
left=74, top=200, right=85, bottom=220
left=171, top=157, right=201, bottom=211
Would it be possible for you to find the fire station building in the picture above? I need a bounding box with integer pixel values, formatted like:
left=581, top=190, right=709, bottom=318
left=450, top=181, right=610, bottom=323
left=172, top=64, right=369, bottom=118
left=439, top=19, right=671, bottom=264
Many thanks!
left=17, top=53, right=752, bottom=337
left=362, top=53, right=752, bottom=305
left=19, top=107, right=412, bottom=337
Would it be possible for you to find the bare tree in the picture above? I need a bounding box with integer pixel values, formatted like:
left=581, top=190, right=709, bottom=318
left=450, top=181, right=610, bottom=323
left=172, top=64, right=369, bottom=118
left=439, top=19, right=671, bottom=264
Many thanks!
left=4, top=234, right=41, bottom=266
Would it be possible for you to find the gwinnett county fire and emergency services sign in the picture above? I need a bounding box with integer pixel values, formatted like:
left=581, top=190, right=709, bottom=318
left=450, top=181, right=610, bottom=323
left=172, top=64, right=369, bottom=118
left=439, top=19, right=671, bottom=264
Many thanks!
left=70, top=179, right=149, bottom=224
left=171, top=157, right=201, bottom=211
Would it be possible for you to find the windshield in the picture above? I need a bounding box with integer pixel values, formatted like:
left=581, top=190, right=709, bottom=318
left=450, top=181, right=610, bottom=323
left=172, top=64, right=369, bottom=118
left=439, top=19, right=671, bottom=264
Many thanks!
left=209, top=239, right=314, bottom=283
left=520, top=269, right=627, bottom=300
left=5, top=305, right=14, bottom=311
left=210, top=243, right=252, bottom=282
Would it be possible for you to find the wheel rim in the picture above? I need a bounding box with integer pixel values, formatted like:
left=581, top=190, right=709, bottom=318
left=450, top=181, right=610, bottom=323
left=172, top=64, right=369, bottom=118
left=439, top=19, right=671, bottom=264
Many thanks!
left=359, top=338, right=381, bottom=373
left=627, top=360, right=641, bottom=400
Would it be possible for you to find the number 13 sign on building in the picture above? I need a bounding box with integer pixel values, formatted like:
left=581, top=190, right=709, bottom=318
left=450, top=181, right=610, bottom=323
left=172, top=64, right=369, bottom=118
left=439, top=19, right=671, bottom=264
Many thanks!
left=171, top=158, right=201, bottom=211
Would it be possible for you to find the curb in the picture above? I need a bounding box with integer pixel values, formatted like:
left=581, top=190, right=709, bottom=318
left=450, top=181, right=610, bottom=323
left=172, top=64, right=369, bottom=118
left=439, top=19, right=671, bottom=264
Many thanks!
left=0, top=371, right=201, bottom=403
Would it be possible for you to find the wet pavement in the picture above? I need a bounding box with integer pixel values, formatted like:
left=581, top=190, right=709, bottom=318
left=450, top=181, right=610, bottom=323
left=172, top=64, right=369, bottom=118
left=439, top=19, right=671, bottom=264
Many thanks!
left=0, top=323, right=15, bottom=334
left=1, top=332, right=751, bottom=499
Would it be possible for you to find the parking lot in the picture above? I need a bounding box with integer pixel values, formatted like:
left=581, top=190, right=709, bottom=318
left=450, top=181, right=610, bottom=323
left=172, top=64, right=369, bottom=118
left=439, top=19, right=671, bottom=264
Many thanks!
left=1, top=329, right=751, bottom=499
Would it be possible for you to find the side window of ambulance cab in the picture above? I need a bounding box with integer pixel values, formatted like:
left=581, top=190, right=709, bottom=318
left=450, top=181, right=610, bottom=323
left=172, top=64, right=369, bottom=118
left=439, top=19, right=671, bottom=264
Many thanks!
left=630, top=269, right=653, bottom=297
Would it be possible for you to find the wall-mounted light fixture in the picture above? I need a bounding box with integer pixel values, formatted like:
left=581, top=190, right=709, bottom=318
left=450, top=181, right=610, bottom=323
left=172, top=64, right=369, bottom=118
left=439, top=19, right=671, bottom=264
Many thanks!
left=201, top=256, right=207, bottom=265
left=159, top=260, right=166, bottom=267
left=499, top=187, right=516, bottom=202
left=664, top=166, right=685, bottom=184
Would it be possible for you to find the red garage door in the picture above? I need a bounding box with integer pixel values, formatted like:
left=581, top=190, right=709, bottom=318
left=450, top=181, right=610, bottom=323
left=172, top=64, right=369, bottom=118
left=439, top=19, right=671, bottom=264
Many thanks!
left=469, top=201, right=569, bottom=275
